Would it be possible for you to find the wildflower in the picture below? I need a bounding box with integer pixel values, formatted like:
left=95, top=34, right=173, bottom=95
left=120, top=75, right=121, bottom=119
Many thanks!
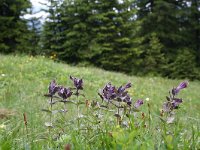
left=134, top=99, right=144, bottom=108
left=117, top=83, right=131, bottom=93
left=162, top=81, right=188, bottom=113
left=162, top=98, right=183, bottom=112
left=171, top=98, right=182, bottom=109
left=49, top=80, right=59, bottom=96
left=99, top=83, right=117, bottom=102
left=99, top=82, right=135, bottom=106
left=70, top=76, right=83, bottom=90
left=172, top=81, right=189, bottom=96
left=166, top=115, right=175, bottom=124
left=145, top=97, right=150, bottom=101
left=58, top=86, right=73, bottom=99
left=1, top=74, right=5, bottom=77
left=0, top=124, right=6, bottom=129
left=163, top=102, right=172, bottom=112
left=45, top=122, right=53, bottom=128
left=125, top=82, right=132, bottom=88
left=123, top=94, right=132, bottom=106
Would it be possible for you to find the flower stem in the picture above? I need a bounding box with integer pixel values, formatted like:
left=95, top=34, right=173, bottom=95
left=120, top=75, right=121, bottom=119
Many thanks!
left=76, top=89, right=80, bottom=131
left=117, top=102, right=120, bottom=125
left=49, top=96, right=53, bottom=134
left=64, top=98, right=67, bottom=113
left=148, top=102, right=151, bottom=130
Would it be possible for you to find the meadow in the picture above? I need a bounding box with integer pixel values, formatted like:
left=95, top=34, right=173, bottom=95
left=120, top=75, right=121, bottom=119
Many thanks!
left=0, top=54, right=199, bottom=149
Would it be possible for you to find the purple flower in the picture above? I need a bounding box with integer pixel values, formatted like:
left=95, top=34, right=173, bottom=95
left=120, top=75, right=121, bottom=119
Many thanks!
left=120, top=92, right=131, bottom=102
left=70, top=76, right=83, bottom=90
left=117, top=83, right=131, bottom=93
left=99, top=83, right=117, bottom=101
left=99, top=82, right=133, bottom=106
left=163, top=98, right=182, bottom=112
left=163, top=102, right=172, bottom=112
left=48, top=80, right=59, bottom=96
left=123, top=95, right=132, bottom=106
left=125, top=83, right=131, bottom=89
left=134, top=99, right=144, bottom=108
left=164, top=81, right=187, bottom=111
left=117, top=83, right=132, bottom=105
left=172, top=81, right=189, bottom=95
left=172, top=98, right=183, bottom=109
left=58, top=86, right=73, bottom=99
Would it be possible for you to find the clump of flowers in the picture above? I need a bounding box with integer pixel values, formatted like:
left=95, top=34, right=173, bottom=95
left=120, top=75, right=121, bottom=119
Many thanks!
left=98, top=82, right=143, bottom=125
left=161, top=81, right=189, bottom=123
left=99, top=82, right=132, bottom=105
left=43, top=76, right=83, bottom=131
left=43, top=76, right=190, bottom=148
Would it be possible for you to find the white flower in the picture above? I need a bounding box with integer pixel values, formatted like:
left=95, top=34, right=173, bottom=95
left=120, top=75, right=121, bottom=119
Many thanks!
left=145, top=97, right=150, bottom=101
left=0, top=124, right=6, bottom=129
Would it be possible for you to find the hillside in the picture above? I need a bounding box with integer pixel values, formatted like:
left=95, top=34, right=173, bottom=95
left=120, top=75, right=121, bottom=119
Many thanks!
left=0, top=54, right=199, bottom=149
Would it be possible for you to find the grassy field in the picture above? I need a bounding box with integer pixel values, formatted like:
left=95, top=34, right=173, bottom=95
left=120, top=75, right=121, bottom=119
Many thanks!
left=0, top=54, right=199, bottom=149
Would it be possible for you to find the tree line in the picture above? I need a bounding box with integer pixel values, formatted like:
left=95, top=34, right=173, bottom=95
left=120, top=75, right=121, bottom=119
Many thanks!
left=0, top=0, right=200, bottom=80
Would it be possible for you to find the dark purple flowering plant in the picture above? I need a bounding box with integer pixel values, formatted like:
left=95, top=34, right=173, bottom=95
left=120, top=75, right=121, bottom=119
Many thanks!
left=98, top=82, right=143, bottom=125
left=161, top=81, right=189, bottom=124
left=43, top=77, right=145, bottom=132
left=43, top=76, right=84, bottom=130
left=48, top=80, right=59, bottom=96
left=43, top=80, right=59, bottom=128
left=70, top=76, right=83, bottom=91
left=43, top=75, right=190, bottom=146
left=172, top=81, right=189, bottom=96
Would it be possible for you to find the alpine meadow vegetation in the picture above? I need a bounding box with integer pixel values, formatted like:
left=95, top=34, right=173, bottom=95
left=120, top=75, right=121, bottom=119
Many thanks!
left=0, top=0, right=200, bottom=149
left=0, top=55, right=199, bottom=149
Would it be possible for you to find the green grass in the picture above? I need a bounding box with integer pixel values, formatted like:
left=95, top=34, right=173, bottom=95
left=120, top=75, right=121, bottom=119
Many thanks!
left=0, top=54, right=199, bottom=149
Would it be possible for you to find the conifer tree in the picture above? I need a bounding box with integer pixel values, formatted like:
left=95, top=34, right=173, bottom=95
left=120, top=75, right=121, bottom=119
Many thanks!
left=0, top=0, right=31, bottom=53
left=26, top=16, right=41, bottom=55
left=134, top=0, right=200, bottom=78
left=41, top=0, right=63, bottom=56
left=142, top=33, right=166, bottom=75
left=59, top=0, right=91, bottom=63
left=188, top=0, right=200, bottom=66
left=88, top=0, right=136, bottom=73
left=47, top=0, right=136, bottom=71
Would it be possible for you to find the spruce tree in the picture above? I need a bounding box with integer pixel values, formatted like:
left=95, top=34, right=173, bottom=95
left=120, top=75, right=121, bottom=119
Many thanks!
left=134, top=0, right=200, bottom=79
left=41, top=0, right=63, bottom=56
left=0, top=0, right=31, bottom=53
left=59, top=0, right=91, bottom=63
left=50, top=0, right=136, bottom=71
left=136, top=0, right=183, bottom=56
left=88, top=0, right=136, bottom=73
left=26, top=16, right=42, bottom=55
left=142, top=33, right=166, bottom=76
left=188, top=0, right=200, bottom=66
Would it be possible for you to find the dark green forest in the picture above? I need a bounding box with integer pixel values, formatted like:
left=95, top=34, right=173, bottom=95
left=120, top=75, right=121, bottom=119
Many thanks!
left=0, top=0, right=200, bottom=80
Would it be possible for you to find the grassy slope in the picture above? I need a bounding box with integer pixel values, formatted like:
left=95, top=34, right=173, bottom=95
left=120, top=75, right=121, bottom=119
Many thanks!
left=0, top=54, right=200, bottom=148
